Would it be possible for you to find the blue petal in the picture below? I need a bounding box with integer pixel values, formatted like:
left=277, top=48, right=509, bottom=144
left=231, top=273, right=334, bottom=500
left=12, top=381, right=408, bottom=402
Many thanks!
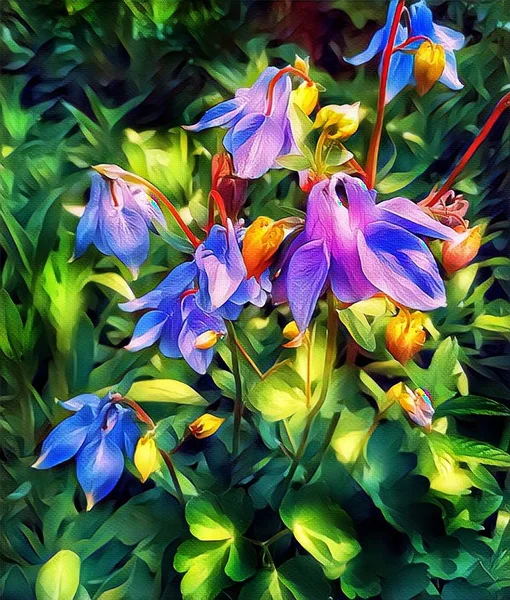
left=159, top=298, right=185, bottom=358
left=110, top=406, right=140, bottom=460
left=76, top=433, right=125, bottom=509
left=439, top=51, right=463, bottom=90
left=410, top=1, right=465, bottom=51
left=74, top=173, right=104, bottom=258
left=344, top=27, right=386, bottom=66
left=33, top=406, right=96, bottom=470
left=125, top=310, right=168, bottom=352
left=183, top=99, right=245, bottom=132
left=385, top=51, right=414, bottom=103
left=287, top=239, right=330, bottom=332
left=58, top=394, right=103, bottom=413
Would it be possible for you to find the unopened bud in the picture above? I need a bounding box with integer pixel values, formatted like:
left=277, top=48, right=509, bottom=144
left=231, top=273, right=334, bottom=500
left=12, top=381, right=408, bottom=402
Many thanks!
left=387, top=383, right=434, bottom=429
left=194, top=330, right=221, bottom=350
left=242, top=216, right=285, bottom=280
left=211, top=153, right=247, bottom=221
left=134, top=434, right=159, bottom=483
left=294, top=55, right=309, bottom=76
left=291, top=82, right=319, bottom=116
left=313, top=103, right=360, bottom=140
left=414, top=41, right=446, bottom=96
left=189, top=414, right=225, bottom=439
left=442, top=226, right=482, bottom=274
left=385, top=308, right=426, bottom=364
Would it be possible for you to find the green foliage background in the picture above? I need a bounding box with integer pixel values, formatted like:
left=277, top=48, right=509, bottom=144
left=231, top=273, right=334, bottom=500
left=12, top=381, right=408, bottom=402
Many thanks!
left=1, top=0, right=510, bottom=598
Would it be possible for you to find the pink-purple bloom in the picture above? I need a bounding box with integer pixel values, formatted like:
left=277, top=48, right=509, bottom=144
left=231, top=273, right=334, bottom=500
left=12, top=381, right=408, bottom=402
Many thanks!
left=32, top=392, right=140, bottom=509
left=344, top=0, right=464, bottom=102
left=184, top=67, right=297, bottom=179
left=75, top=172, right=165, bottom=278
left=273, top=173, right=456, bottom=332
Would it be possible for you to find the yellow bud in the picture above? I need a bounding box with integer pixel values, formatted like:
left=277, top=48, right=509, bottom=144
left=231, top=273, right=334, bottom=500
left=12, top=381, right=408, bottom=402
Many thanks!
left=294, top=55, right=309, bottom=76
left=242, top=216, right=285, bottom=280
left=134, top=435, right=159, bottom=483
left=385, top=308, right=426, bottom=364
left=414, top=41, right=446, bottom=96
left=313, top=103, right=360, bottom=140
left=194, top=330, right=221, bottom=350
left=189, top=414, right=225, bottom=439
left=283, top=321, right=300, bottom=340
left=291, top=82, right=319, bottom=116
left=387, top=383, right=434, bottom=429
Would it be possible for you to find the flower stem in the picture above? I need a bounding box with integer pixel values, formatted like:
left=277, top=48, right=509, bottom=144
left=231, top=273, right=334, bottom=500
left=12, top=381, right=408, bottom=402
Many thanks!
left=234, top=336, right=264, bottom=378
left=284, top=292, right=338, bottom=487
left=365, top=0, right=406, bottom=189
left=112, top=395, right=156, bottom=429
left=226, top=321, right=243, bottom=456
left=427, top=92, right=510, bottom=205
left=208, top=190, right=228, bottom=230
left=314, top=129, right=329, bottom=175
left=392, top=34, right=429, bottom=53
left=265, top=66, right=313, bottom=116
left=160, top=450, right=186, bottom=506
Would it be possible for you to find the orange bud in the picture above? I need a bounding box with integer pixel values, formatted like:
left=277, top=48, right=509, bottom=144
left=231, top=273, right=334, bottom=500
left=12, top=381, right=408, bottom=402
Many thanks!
left=242, top=216, right=285, bottom=280
left=442, top=226, right=482, bottom=274
left=414, top=41, right=446, bottom=96
left=189, top=414, right=225, bottom=439
left=194, top=330, right=222, bottom=350
left=385, top=308, right=426, bottom=364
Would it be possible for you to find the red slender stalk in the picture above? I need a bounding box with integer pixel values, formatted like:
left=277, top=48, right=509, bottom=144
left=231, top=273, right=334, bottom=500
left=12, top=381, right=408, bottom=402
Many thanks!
left=111, top=394, right=155, bottom=429
left=427, top=92, right=510, bottom=205
left=392, top=34, right=429, bottom=53
left=208, top=190, right=228, bottom=229
left=265, top=66, right=313, bottom=116
left=365, top=0, right=406, bottom=189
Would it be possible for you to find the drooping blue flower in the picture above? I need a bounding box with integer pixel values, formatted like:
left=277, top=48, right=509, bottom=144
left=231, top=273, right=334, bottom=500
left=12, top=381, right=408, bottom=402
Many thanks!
left=120, top=220, right=271, bottom=373
left=344, top=0, right=464, bottom=102
left=33, top=392, right=140, bottom=510
left=184, top=67, right=298, bottom=179
left=273, top=173, right=456, bottom=332
left=75, top=170, right=165, bottom=278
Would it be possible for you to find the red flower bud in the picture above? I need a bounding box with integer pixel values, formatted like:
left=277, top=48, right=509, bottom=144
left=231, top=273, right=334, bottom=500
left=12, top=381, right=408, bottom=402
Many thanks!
left=211, top=153, right=248, bottom=221
left=442, top=225, right=482, bottom=274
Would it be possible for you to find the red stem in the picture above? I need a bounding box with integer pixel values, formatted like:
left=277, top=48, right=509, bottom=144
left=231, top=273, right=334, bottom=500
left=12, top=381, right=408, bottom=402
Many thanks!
left=265, top=66, right=313, bottom=116
left=393, top=34, right=429, bottom=53
left=365, top=0, right=406, bottom=189
left=208, top=190, right=228, bottom=229
left=428, top=92, right=510, bottom=205
left=112, top=395, right=156, bottom=429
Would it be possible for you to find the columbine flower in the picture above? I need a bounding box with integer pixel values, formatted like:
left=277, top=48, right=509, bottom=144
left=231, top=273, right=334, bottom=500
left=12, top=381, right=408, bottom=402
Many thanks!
left=134, top=434, right=159, bottom=483
left=189, top=414, right=225, bottom=439
left=74, top=167, right=165, bottom=278
left=32, top=392, right=140, bottom=510
left=344, top=0, right=464, bottom=102
left=184, top=66, right=305, bottom=179
left=386, top=308, right=426, bottom=364
left=442, top=225, right=482, bottom=274
left=387, top=382, right=434, bottom=428
left=313, top=103, right=360, bottom=140
left=273, top=173, right=456, bottom=332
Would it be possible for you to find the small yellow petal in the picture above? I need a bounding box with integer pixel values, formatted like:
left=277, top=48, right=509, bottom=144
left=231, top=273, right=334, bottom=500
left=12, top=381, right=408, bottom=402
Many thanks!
left=189, top=414, right=225, bottom=439
left=134, top=435, right=159, bottom=483
left=291, top=82, right=319, bottom=116
left=194, top=330, right=221, bottom=350
left=313, top=103, right=360, bottom=140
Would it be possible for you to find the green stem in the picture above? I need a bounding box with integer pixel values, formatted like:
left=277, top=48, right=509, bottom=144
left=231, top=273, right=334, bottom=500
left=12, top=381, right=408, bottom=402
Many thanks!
left=160, top=450, right=185, bottom=506
left=227, top=321, right=243, bottom=457
left=284, top=292, right=338, bottom=487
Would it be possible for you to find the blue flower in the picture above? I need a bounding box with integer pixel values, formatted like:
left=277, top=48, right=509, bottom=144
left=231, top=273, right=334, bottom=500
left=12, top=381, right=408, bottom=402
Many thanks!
left=75, top=169, right=165, bottom=278
left=344, top=0, right=464, bottom=102
left=184, top=67, right=298, bottom=179
left=120, top=220, right=271, bottom=373
left=33, top=392, right=140, bottom=510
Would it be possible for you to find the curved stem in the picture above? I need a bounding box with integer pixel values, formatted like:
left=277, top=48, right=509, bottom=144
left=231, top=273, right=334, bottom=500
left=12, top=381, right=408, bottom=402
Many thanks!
left=427, top=92, right=510, bottom=205
left=234, top=337, right=264, bottom=378
left=227, top=321, right=243, bottom=456
left=365, top=0, right=406, bottom=189
left=112, top=395, right=155, bottom=429
left=284, top=292, right=338, bottom=487
left=160, top=450, right=185, bottom=506
left=314, top=129, right=329, bottom=175
left=265, top=66, right=313, bottom=116
left=393, top=34, right=429, bottom=53
left=208, top=190, right=228, bottom=230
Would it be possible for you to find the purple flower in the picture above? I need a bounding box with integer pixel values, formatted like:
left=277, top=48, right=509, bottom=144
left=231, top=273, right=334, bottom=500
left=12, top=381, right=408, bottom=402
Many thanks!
left=184, top=67, right=297, bottom=179
left=33, top=392, right=140, bottom=510
left=344, top=0, right=464, bottom=102
left=75, top=171, right=165, bottom=278
left=274, top=173, right=456, bottom=332
left=120, top=221, right=271, bottom=373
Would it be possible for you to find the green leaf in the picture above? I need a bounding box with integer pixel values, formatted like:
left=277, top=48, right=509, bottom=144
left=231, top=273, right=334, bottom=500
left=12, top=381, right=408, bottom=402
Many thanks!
left=84, top=273, right=135, bottom=300
left=280, top=486, right=361, bottom=579
left=174, top=539, right=231, bottom=600
left=186, top=493, right=235, bottom=541
left=249, top=364, right=307, bottom=422
left=447, top=435, right=510, bottom=467
left=276, top=154, right=311, bottom=171
left=224, top=538, right=256, bottom=582
left=435, top=396, right=510, bottom=418
left=7, top=481, right=32, bottom=501
left=36, top=550, right=81, bottom=600
left=126, top=379, right=207, bottom=405
left=472, top=314, right=510, bottom=332
left=288, top=103, right=315, bottom=162
left=338, top=306, right=376, bottom=352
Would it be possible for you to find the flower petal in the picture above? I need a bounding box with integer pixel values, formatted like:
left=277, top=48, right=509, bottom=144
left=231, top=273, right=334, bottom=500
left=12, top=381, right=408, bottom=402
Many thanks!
left=344, top=27, right=386, bottom=66
left=287, top=239, right=330, bottom=331
left=183, top=98, right=245, bottom=132
left=125, top=310, right=168, bottom=352
left=58, top=394, right=103, bottom=413
left=358, top=222, right=446, bottom=310
left=385, top=51, right=414, bottom=103
left=159, top=299, right=185, bottom=358
left=439, top=52, right=463, bottom=90
left=74, top=172, right=103, bottom=258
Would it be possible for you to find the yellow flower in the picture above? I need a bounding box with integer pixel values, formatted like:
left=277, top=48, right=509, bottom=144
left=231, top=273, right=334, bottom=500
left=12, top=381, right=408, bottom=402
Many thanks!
left=387, top=382, right=435, bottom=429
left=194, top=330, right=222, bottom=350
left=442, top=226, right=482, bottom=274
left=294, top=55, right=310, bottom=76
left=242, top=216, right=285, bottom=280
left=134, top=434, right=159, bottom=483
left=291, top=82, right=319, bottom=116
left=313, top=103, right=360, bottom=140
left=414, top=41, right=446, bottom=96
left=189, top=414, right=225, bottom=439
left=385, top=308, right=426, bottom=364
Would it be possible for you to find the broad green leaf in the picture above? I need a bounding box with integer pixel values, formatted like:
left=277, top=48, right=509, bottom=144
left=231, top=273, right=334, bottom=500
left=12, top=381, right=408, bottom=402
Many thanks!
left=36, top=550, right=81, bottom=600
left=127, top=379, right=207, bottom=405
left=84, top=273, right=135, bottom=300
left=249, top=364, right=307, bottom=422
left=447, top=435, right=510, bottom=467
left=174, top=539, right=231, bottom=600
left=338, top=306, right=376, bottom=352
left=473, top=314, right=510, bottom=333
left=276, top=154, right=311, bottom=171
left=224, top=538, right=256, bottom=582
left=186, top=494, right=235, bottom=541
left=288, top=103, right=314, bottom=162
left=280, top=486, right=361, bottom=579
left=435, top=396, right=510, bottom=418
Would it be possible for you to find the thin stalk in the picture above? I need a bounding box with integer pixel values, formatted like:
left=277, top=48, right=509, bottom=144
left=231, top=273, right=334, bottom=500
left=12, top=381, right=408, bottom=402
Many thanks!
left=234, top=337, right=264, bottom=378
left=265, top=66, right=313, bottom=116
left=314, top=129, right=329, bottom=175
left=284, top=292, right=338, bottom=487
left=365, top=0, right=406, bottom=189
left=160, top=450, right=186, bottom=506
left=208, top=190, right=228, bottom=229
left=226, top=321, right=243, bottom=456
left=427, top=92, right=510, bottom=205
left=392, top=34, right=429, bottom=53
left=305, top=337, right=312, bottom=409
